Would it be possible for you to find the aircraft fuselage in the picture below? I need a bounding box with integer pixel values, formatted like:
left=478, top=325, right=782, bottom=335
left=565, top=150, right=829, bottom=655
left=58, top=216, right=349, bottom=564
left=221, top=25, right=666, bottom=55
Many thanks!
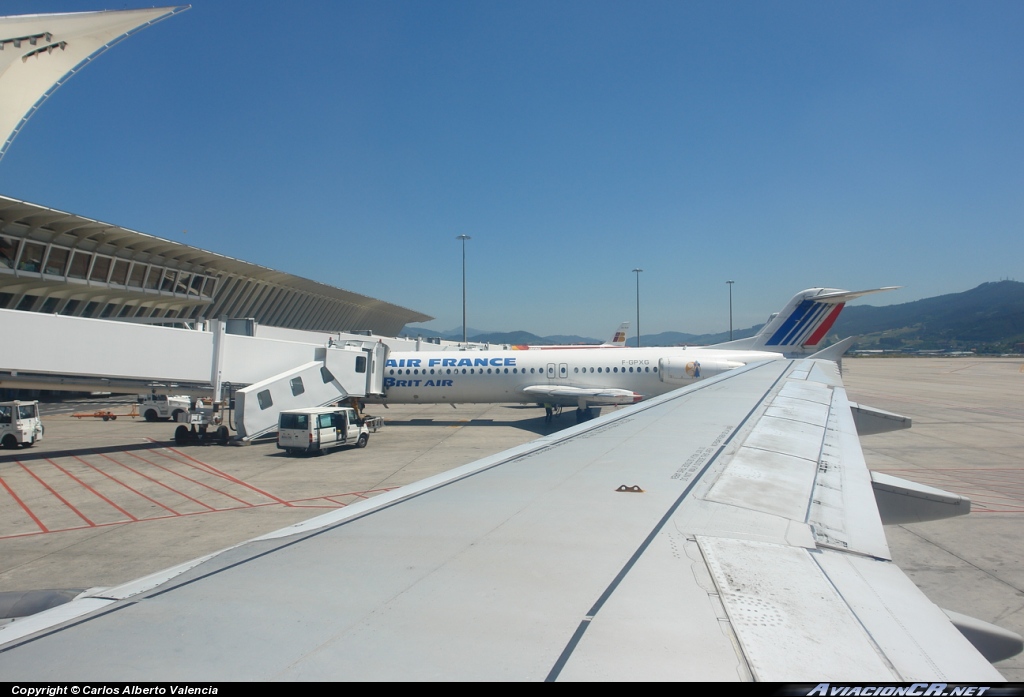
left=377, top=346, right=783, bottom=405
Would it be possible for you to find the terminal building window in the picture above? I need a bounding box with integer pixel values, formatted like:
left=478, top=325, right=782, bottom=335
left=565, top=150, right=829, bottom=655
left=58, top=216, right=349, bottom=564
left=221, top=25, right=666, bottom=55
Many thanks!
left=17, top=242, right=45, bottom=272
left=0, top=236, right=20, bottom=269
left=67, top=251, right=91, bottom=279
left=43, top=246, right=69, bottom=276
left=89, top=256, right=112, bottom=283
left=110, top=259, right=130, bottom=285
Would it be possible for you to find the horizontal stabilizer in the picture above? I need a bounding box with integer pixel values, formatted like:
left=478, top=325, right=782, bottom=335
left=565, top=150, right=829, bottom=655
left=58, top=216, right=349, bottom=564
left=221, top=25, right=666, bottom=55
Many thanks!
left=871, top=471, right=969, bottom=524
left=813, top=286, right=902, bottom=302
left=850, top=402, right=912, bottom=435
left=807, top=337, right=856, bottom=362
left=943, top=609, right=1024, bottom=663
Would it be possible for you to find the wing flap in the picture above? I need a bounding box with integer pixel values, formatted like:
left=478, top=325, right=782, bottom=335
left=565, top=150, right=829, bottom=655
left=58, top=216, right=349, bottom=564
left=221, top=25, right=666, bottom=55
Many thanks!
left=699, top=536, right=898, bottom=681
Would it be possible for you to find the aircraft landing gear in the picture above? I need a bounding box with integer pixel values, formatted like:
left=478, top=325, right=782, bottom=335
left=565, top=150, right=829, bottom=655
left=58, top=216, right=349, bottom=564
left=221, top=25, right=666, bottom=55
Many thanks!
left=575, top=406, right=599, bottom=423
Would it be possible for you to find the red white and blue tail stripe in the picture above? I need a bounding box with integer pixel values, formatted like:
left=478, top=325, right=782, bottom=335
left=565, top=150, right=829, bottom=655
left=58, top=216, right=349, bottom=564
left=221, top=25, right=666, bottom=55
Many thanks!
left=711, top=287, right=899, bottom=354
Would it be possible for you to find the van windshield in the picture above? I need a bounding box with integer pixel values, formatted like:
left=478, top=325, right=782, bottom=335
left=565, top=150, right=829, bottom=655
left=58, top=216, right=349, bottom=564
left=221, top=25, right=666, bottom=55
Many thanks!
left=279, top=413, right=308, bottom=430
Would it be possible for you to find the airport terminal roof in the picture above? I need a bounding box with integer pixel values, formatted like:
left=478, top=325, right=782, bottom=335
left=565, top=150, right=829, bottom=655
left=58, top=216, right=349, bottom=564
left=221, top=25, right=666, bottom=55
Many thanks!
left=0, top=6, right=189, bottom=161
left=0, top=194, right=432, bottom=335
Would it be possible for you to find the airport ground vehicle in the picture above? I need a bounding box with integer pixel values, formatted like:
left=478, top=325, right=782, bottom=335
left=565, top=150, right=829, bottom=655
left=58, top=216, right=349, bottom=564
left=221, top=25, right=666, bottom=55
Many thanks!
left=0, top=400, right=43, bottom=448
left=137, top=393, right=191, bottom=422
left=173, top=400, right=231, bottom=446
left=277, top=406, right=371, bottom=456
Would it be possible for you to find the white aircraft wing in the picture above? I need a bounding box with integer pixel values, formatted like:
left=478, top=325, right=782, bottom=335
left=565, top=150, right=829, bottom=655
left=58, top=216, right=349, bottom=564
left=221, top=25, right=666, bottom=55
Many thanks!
left=0, top=358, right=1011, bottom=681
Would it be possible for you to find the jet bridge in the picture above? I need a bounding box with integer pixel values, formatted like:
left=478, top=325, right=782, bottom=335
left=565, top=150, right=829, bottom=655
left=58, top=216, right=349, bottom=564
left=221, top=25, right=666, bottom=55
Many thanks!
left=0, top=308, right=389, bottom=441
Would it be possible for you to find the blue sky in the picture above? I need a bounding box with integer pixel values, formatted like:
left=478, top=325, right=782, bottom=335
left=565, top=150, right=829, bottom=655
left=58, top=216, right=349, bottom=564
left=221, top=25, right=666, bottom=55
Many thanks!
left=1, top=1, right=1021, bottom=337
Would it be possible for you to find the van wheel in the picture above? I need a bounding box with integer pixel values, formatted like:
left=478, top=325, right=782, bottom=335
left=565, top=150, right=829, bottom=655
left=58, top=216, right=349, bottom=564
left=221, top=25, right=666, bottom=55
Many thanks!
left=1, top=435, right=16, bottom=449
left=144, top=409, right=158, bottom=422
left=356, top=433, right=368, bottom=448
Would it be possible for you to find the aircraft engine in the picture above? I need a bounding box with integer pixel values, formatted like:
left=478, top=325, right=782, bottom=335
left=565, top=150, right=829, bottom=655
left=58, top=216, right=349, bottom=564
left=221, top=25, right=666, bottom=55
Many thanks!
left=658, top=357, right=745, bottom=384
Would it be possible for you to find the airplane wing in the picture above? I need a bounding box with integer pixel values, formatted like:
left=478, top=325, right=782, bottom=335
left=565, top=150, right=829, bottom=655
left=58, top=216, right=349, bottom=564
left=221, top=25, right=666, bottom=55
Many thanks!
left=0, top=357, right=1015, bottom=681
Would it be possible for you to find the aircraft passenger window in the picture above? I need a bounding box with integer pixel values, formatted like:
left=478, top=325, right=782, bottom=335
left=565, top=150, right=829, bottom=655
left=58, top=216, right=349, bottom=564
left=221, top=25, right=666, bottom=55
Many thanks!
left=462, top=369, right=467, bottom=374
left=388, top=369, right=394, bottom=375
left=597, top=368, right=602, bottom=373
left=446, top=369, right=451, bottom=374
left=257, top=390, right=273, bottom=410
left=653, top=367, right=658, bottom=372
left=429, top=369, right=435, bottom=374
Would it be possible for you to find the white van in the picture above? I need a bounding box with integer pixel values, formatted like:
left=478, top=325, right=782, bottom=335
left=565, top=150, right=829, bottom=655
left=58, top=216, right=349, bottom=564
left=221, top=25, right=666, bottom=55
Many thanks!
left=0, top=400, right=43, bottom=449
left=277, top=406, right=369, bottom=456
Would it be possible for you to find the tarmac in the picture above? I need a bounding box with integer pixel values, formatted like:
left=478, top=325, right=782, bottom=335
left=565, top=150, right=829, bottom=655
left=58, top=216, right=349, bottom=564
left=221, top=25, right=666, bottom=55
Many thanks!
left=0, top=356, right=1021, bottom=679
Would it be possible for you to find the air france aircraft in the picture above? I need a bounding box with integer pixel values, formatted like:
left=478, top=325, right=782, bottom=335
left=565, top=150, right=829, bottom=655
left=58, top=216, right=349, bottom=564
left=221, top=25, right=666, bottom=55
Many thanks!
left=378, top=287, right=895, bottom=422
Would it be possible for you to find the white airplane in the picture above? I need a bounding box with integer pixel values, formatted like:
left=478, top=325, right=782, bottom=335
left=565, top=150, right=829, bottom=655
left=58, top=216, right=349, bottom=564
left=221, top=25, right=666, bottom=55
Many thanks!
left=378, top=286, right=897, bottom=422
left=2, top=341, right=1018, bottom=680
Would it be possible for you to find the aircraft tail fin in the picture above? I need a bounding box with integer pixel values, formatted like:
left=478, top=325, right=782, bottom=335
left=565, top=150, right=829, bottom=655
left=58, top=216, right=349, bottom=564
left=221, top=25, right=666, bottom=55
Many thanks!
left=710, top=287, right=898, bottom=354
left=602, top=322, right=630, bottom=347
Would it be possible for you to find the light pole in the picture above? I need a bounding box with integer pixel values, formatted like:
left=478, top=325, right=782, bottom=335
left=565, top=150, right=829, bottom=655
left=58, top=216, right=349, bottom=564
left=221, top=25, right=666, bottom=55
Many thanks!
left=632, top=268, right=643, bottom=347
left=457, top=235, right=471, bottom=344
left=726, top=280, right=734, bottom=340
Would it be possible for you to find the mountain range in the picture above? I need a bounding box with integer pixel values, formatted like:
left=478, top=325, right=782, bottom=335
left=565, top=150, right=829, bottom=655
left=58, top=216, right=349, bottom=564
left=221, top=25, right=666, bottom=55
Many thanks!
left=402, top=281, right=1024, bottom=353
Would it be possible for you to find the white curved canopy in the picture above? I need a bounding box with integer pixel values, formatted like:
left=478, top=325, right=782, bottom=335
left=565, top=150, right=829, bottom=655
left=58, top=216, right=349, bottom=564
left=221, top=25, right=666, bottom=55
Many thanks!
left=0, top=6, right=188, bottom=161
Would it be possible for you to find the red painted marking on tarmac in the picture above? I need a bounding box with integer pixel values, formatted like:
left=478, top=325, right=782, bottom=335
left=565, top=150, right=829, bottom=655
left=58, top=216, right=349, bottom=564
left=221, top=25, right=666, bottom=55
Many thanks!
left=16, top=460, right=94, bottom=527
left=0, top=501, right=283, bottom=540
left=154, top=442, right=293, bottom=507
left=46, top=457, right=137, bottom=522
left=123, top=450, right=248, bottom=509
left=0, top=471, right=49, bottom=533
left=74, top=454, right=179, bottom=517
left=95, top=451, right=209, bottom=512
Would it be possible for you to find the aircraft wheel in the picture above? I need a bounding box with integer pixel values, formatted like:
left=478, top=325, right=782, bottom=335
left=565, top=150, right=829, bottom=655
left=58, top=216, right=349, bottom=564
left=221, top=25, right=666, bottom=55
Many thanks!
left=587, top=407, right=599, bottom=421
left=356, top=433, right=369, bottom=448
left=575, top=408, right=584, bottom=424
left=174, top=425, right=190, bottom=445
